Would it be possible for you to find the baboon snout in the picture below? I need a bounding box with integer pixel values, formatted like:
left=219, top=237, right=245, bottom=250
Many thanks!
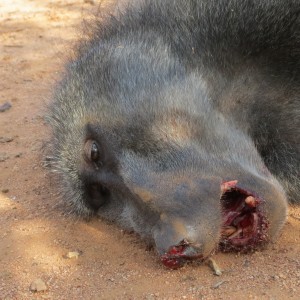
left=153, top=213, right=220, bottom=269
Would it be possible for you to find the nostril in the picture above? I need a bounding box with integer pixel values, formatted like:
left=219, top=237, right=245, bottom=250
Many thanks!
left=160, top=239, right=204, bottom=269
left=86, top=184, right=110, bottom=210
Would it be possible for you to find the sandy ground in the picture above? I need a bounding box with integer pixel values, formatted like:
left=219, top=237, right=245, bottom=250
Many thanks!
left=0, top=1, right=300, bottom=299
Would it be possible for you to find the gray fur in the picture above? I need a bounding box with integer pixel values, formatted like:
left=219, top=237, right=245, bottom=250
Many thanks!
left=47, top=0, right=299, bottom=257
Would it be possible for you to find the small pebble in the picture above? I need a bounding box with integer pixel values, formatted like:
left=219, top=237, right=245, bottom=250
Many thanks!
left=1, top=189, right=9, bottom=193
left=84, top=0, right=95, bottom=4
left=65, top=251, right=80, bottom=259
left=0, top=102, right=12, bottom=112
left=0, top=153, right=9, bottom=162
left=145, top=294, right=156, bottom=300
left=0, top=137, right=13, bottom=143
left=243, top=259, right=250, bottom=267
left=30, top=278, right=48, bottom=292
left=15, top=152, right=23, bottom=158
left=278, top=273, right=286, bottom=279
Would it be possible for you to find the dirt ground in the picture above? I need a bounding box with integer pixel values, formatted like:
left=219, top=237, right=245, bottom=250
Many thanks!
left=0, top=1, right=299, bottom=299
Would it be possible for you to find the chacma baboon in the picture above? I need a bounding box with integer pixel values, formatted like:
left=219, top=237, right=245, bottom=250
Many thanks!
left=47, top=0, right=299, bottom=268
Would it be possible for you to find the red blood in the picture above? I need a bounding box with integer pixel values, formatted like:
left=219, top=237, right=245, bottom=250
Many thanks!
left=221, top=180, right=238, bottom=192
left=160, top=240, right=204, bottom=269
left=160, top=255, right=183, bottom=269
left=220, top=181, right=269, bottom=251
left=160, top=181, right=270, bottom=269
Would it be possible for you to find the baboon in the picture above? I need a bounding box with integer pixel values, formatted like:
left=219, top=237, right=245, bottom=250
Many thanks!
left=47, top=0, right=300, bottom=268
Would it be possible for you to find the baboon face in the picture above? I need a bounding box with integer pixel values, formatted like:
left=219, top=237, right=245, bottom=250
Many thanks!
left=47, top=0, right=299, bottom=267
left=49, top=80, right=287, bottom=268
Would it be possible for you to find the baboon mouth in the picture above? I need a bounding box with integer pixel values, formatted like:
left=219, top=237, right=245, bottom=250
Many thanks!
left=160, top=180, right=269, bottom=269
left=160, top=239, right=204, bottom=269
left=219, top=180, right=269, bottom=251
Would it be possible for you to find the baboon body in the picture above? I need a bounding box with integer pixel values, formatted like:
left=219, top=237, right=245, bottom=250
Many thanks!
left=48, top=0, right=299, bottom=267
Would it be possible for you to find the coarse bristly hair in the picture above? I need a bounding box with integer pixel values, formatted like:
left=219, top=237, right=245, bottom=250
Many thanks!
left=45, top=0, right=299, bottom=258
